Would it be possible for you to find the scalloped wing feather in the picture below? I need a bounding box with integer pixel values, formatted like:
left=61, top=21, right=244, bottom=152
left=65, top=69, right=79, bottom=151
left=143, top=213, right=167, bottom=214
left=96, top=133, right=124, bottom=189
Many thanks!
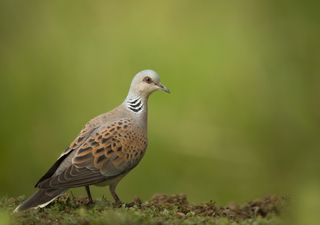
left=36, top=118, right=147, bottom=189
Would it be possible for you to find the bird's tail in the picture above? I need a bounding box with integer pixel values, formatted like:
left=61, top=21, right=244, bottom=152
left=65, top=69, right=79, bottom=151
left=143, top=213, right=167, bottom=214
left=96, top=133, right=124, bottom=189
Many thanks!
left=14, top=189, right=66, bottom=212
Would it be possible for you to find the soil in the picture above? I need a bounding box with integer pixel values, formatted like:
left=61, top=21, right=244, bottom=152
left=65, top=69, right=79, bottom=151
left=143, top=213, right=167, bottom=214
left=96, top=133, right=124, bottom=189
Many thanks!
left=1, top=194, right=286, bottom=225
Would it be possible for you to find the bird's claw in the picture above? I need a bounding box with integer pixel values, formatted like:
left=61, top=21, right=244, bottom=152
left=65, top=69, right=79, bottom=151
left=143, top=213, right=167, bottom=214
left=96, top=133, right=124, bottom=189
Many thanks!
left=112, top=201, right=123, bottom=208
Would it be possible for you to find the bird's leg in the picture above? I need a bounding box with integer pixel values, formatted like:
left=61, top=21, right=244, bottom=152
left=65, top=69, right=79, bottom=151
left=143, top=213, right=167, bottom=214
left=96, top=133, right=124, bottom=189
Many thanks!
left=85, top=186, right=94, bottom=205
left=109, top=184, right=122, bottom=207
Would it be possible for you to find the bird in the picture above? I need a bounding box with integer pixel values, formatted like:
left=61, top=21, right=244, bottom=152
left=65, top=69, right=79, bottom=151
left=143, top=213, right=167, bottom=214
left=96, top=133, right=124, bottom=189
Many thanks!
left=14, top=69, right=170, bottom=212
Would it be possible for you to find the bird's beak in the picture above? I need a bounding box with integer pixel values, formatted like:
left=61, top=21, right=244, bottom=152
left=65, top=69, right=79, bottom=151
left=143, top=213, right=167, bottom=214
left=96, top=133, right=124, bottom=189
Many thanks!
left=157, top=82, right=170, bottom=93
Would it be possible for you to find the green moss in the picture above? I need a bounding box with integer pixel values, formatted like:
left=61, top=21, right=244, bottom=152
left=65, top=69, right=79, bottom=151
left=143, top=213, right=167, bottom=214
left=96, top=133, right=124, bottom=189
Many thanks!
left=1, top=194, right=285, bottom=225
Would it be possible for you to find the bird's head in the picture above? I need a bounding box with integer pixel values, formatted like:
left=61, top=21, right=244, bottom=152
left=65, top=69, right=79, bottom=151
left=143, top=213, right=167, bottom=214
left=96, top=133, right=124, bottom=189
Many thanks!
left=128, top=70, right=170, bottom=98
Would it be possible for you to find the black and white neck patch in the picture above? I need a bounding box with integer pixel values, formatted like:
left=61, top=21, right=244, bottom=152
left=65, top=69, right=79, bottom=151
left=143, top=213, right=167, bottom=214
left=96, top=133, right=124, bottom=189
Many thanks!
left=127, top=98, right=143, bottom=113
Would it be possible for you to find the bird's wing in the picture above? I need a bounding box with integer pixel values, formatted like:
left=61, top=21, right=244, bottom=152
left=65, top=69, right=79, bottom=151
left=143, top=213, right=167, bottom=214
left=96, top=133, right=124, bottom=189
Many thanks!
left=35, top=125, right=100, bottom=187
left=37, top=119, right=147, bottom=189
left=61, top=123, right=100, bottom=156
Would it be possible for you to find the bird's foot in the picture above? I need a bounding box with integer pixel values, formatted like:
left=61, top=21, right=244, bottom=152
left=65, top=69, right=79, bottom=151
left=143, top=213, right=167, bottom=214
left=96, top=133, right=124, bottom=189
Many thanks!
left=86, top=199, right=95, bottom=207
left=125, top=197, right=142, bottom=208
left=112, top=200, right=123, bottom=208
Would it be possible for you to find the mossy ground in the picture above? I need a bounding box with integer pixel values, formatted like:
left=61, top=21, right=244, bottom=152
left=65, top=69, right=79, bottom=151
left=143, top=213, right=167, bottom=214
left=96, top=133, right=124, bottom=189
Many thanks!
left=0, top=194, right=286, bottom=225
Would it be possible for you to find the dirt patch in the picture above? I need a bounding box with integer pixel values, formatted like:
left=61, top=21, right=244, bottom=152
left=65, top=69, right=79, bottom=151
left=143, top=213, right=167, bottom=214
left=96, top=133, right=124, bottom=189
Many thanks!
left=126, top=194, right=286, bottom=220
left=2, top=194, right=286, bottom=225
left=49, top=192, right=286, bottom=220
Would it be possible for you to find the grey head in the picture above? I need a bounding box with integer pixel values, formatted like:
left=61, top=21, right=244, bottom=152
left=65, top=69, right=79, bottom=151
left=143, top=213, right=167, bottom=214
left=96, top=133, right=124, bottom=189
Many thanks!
left=127, top=70, right=170, bottom=99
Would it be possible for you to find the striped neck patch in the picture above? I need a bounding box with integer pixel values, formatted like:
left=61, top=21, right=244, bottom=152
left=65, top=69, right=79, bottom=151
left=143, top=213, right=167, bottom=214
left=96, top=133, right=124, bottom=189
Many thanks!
left=127, top=97, right=143, bottom=113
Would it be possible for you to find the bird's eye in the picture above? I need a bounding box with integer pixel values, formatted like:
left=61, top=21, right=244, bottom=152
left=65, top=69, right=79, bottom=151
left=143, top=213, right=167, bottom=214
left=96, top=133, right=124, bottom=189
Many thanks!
left=143, top=76, right=152, bottom=84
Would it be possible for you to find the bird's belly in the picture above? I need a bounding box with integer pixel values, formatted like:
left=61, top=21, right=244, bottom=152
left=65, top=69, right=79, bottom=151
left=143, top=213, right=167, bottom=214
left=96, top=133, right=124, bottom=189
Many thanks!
left=94, top=180, right=110, bottom=187
left=94, top=172, right=129, bottom=187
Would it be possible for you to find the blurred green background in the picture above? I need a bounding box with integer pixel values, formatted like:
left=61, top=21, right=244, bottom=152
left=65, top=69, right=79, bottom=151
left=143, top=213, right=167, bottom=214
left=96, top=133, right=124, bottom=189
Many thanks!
left=0, top=0, right=319, bottom=223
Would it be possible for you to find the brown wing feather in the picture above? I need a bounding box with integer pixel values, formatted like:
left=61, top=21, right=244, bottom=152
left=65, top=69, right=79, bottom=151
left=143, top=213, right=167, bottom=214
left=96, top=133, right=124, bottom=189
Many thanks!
left=37, top=166, right=106, bottom=188
left=73, top=119, right=146, bottom=176
left=37, top=119, right=147, bottom=189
